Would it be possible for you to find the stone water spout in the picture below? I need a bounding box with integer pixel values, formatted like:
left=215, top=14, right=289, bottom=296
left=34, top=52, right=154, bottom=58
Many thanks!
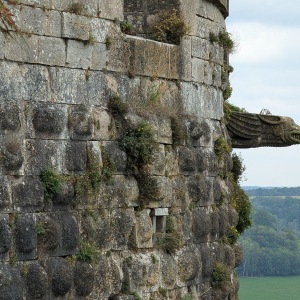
left=226, top=112, right=300, bottom=148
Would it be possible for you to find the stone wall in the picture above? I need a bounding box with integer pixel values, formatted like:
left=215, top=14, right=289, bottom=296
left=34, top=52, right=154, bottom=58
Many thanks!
left=0, top=0, right=242, bottom=299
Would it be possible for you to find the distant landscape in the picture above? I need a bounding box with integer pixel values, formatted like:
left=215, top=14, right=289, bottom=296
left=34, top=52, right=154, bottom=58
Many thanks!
left=238, top=186, right=300, bottom=299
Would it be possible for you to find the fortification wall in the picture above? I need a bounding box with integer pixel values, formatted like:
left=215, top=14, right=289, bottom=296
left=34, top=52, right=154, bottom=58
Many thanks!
left=0, top=0, right=242, bottom=299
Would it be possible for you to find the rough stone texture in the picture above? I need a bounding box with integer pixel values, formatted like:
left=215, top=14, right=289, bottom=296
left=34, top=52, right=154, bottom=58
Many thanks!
left=0, top=1, right=240, bottom=300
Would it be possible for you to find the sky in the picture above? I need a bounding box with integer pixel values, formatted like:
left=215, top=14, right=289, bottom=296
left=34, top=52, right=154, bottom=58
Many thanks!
left=226, top=0, right=300, bottom=187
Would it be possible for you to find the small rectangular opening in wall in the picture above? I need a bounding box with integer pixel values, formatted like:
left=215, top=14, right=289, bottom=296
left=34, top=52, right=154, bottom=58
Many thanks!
left=150, top=208, right=168, bottom=233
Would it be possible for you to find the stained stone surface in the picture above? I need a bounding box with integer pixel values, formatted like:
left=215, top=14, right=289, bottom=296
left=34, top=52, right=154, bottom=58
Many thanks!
left=0, top=1, right=240, bottom=299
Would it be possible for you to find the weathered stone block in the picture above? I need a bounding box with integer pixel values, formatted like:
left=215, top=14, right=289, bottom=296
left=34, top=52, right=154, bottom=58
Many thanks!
left=161, top=254, right=177, bottom=288
left=23, top=64, right=51, bottom=102
left=65, top=141, right=87, bottom=173
left=149, top=144, right=166, bottom=176
left=111, top=208, right=135, bottom=250
left=196, top=147, right=219, bottom=176
left=52, top=181, right=74, bottom=208
left=92, top=109, right=112, bottom=140
left=11, top=5, right=61, bottom=37
left=0, top=217, right=11, bottom=260
left=135, top=209, right=153, bottom=248
left=191, top=36, right=210, bottom=60
left=0, top=264, right=24, bottom=299
left=0, top=103, right=21, bottom=131
left=192, top=208, right=211, bottom=243
left=26, top=262, right=48, bottom=299
left=4, top=34, right=38, bottom=64
left=15, top=214, right=37, bottom=260
left=68, top=106, right=93, bottom=140
left=123, top=253, right=160, bottom=292
left=38, top=36, right=66, bottom=66
left=99, top=0, right=124, bottom=20
left=62, top=12, right=90, bottom=41
left=0, top=32, right=4, bottom=59
left=46, top=257, right=73, bottom=297
left=74, top=262, right=96, bottom=297
left=192, top=58, right=212, bottom=85
left=181, top=82, right=223, bottom=120
left=32, top=105, right=66, bottom=135
left=129, top=36, right=179, bottom=79
left=90, top=42, right=107, bottom=70
left=104, top=142, right=127, bottom=174
left=12, top=176, right=44, bottom=212
left=188, top=175, right=213, bottom=206
left=0, top=177, right=11, bottom=211
left=95, top=256, right=122, bottom=297
left=66, top=40, right=97, bottom=69
left=177, top=246, right=201, bottom=286
left=201, top=243, right=213, bottom=279
left=178, top=147, right=196, bottom=174
left=25, top=140, right=64, bottom=175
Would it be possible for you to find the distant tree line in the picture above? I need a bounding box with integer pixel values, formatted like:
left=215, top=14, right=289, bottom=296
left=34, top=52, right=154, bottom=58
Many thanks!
left=237, top=188, right=300, bottom=277
left=246, top=186, right=300, bottom=197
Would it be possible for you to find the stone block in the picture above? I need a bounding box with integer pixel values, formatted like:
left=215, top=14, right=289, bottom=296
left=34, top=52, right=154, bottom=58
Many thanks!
left=64, top=141, right=87, bottom=173
left=49, top=67, right=108, bottom=106
left=0, top=264, right=24, bottom=299
left=178, top=147, right=196, bottom=175
left=165, top=146, right=179, bottom=176
left=99, top=0, right=124, bottom=20
left=31, top=104, right=66, bottom=136
left=188, top=175, right=213, bottom=206
left=106, top=35, right=131, bottom=73
left=11, top=5, right=61, bottom=37
left=192, top=57, right=212, bottom=85
left=0, top=32, right=4, bottom=59
left=0, top=177, right=11, bottom=211
left=66, top=39, right=93, bottom=69
left=103, top=142, right=127, bottom=174
left=149, top=145, right=166, bottom=176
left=0, top=103, right=21, bottom=131
left=191, top=36, right=210, bottom=60
left=177, top=246, right=201, bottom=286
left=0, top=216, right=11, bottom=261
left=46, top=257, right=73, bottom=297
left=135, top=209, right=153, bottom=248
left=179, top=35, right=192, bottom=81
left=23, top=64, right=51, bottom=102
left=62, top=12, right=90, bottom=41
left=161, top=254, right=177, bottom=288
left=111, top=208, right=135, bottom=250
left=195, top=147, right=219, bottom=176
left=90, top=42, right=107, bottom=70
left=192, top=208, right=211, bottom=243
left=15, top=214, right=37, bottom=260
left=90, top=18, right=116, bottom=43
left=52, top=181, right=74, bottom=208
left=154, top=176, right=173, bottom=207
left=4, top=34, right=38, bottom=63
left=95, top=256, right=122, bottom=297
left=181, top=82, right=223, bottom=120
left=25, top=140, right=64, bottom=175
left=12, top=176, right=44, bottom=212
left=25, top=262, right=48, bottom=299
left=74, top=262, right=96, bottom=297
left=37, top=36, right=66, bottom=66
left=68, top=106, right=93, bottom=140
left=92, top=109, right=112, bottom=140
left=187, top=120, right=211, bottom=147
left=123, top=253, right=160, bottom=292
left=129, top=36, right=179, bottom=79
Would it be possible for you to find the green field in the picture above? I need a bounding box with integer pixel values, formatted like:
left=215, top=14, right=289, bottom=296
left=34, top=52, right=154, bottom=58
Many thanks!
left=239, top=276, right=300, bottom=300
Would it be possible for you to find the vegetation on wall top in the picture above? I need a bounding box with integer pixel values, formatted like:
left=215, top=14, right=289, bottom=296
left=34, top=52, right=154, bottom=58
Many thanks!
left=148, top=9, right=189, bottom=45
left=0, top=0, right=18, bottom=32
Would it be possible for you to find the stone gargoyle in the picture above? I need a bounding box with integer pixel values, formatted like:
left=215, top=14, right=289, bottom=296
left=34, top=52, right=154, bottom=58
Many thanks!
left=226, top=112, right=300, bottom=148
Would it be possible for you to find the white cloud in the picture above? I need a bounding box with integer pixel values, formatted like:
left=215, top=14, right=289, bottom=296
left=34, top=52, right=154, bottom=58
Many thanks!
left=229, top=22, right=300, bottom=64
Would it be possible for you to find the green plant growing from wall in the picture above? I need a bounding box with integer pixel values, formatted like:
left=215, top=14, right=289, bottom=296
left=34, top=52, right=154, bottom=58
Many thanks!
left=148, top=9, right=189, bottom=45
left=223, top=102, right=247, bottom=118
left=132, top=291, right=142, bottom=300
left=223, top=225, right=240, bottom=245
left=120, top=20, right=135, bottom=34
left=231, top=153, right=246, bottom=183
left=40, top=168, right=63, bottom=200
left=36, top=221, right=46, bottom=235
left=120, top=121, right=156, bottom=171
left=108, top=93, right=129, bottom=116
left=211, top=262, right=230, bottom=288
left=77, top=242, right=97, bottom=262
left=214, top=137, right=231, bottom=160
left=223, top=84, right=233, bottom=101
